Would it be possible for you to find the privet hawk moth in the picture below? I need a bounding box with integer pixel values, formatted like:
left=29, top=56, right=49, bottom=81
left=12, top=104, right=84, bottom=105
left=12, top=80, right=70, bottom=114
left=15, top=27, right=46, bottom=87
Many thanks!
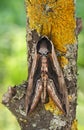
left=25, top=36, right=69, bottom=115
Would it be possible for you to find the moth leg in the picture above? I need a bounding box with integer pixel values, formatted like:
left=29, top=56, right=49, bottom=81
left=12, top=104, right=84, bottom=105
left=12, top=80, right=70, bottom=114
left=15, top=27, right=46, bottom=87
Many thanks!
left=29, top=79, right=43, bottom=113
left=47, top=79, right=65, bottom=113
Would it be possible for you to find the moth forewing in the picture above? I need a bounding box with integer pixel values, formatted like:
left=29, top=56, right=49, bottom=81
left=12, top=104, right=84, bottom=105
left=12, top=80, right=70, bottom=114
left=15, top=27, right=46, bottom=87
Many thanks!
left=47, top=79, right=65, bottom=113
left=25, top=51, right=40, bottom=114
left=51, top=42, right=69, bottom=114
left=29, top=79, right=43, bottom=113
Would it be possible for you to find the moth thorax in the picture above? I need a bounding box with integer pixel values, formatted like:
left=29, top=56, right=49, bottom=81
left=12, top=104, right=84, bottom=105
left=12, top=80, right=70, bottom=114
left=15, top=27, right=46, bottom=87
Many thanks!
left=41, top=56, right=48, bottom=72
left=38, top=47, right=49, bottom=55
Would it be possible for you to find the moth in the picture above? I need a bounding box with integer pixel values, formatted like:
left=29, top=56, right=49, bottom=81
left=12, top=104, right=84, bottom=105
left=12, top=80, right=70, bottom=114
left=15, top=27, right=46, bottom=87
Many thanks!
left=25, top=36, right=69, bottom=115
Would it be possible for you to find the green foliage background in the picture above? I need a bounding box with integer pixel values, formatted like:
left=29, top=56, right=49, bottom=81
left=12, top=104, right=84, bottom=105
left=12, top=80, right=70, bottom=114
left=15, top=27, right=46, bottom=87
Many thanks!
left=0, top=0, right=84, bottom=130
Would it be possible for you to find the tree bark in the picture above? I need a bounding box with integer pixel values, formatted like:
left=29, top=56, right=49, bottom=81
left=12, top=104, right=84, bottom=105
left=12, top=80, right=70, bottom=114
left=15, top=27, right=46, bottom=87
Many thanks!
left=2, top=0, right=82, bottom=130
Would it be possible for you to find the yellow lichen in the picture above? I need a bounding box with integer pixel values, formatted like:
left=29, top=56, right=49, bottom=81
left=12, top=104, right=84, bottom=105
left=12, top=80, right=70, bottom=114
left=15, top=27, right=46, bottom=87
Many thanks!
left=58, top=56, right=68, bottom=68
left=68, top=95, right=73, bottom=102
left=71, top=119, right=78, bottom=130
left=19, top=118, right=27, bottom=123
left=44, top=97, right=63, bottom=115
left=25, top=0, right=76, bottom=53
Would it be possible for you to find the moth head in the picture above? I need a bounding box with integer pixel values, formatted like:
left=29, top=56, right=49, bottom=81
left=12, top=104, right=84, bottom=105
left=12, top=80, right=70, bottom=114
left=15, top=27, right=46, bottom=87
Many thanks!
left=37, top=36, right=52, bottom=55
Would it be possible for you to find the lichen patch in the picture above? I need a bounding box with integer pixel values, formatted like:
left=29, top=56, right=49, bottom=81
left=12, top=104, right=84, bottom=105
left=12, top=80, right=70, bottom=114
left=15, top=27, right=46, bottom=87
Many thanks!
left=26, top=0, right=76, bottom=53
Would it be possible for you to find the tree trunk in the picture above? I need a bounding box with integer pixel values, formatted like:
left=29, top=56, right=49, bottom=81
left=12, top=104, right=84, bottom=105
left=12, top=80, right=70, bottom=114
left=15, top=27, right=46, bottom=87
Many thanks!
left=2, top=0, right=82, bottom=130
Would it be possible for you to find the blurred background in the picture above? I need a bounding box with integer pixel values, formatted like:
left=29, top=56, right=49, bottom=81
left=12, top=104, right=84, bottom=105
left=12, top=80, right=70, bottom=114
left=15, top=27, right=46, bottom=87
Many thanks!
left=0, top=0, right=84, bottom=130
